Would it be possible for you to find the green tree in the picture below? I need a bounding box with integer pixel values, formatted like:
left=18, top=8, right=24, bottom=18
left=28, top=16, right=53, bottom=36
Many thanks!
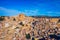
left=26, top=33, right=31, bottom=39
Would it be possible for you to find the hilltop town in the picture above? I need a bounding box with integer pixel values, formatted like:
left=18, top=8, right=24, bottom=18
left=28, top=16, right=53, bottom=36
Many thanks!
left=0, top=14, right=60, bottom=40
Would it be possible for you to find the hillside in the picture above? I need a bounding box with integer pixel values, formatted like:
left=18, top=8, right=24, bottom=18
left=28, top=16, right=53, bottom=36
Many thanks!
left=0, top=14, right=60, bottom=40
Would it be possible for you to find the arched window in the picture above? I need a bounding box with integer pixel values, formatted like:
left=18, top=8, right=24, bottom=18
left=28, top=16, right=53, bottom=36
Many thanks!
left=13, top=18, right=16, bottom=21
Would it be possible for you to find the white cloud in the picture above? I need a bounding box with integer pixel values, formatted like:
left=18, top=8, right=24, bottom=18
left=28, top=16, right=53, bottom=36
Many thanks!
left=47, top=11, right=60, bottom=13
left=0, top=7, right=60, bottom=16
left=0, top=7, right=39, bottom=16
left=23, top=9, right=39, bottom=16
left=0, top=7, right=21, bottom=16
left=46, top=11, right=60, bottom=16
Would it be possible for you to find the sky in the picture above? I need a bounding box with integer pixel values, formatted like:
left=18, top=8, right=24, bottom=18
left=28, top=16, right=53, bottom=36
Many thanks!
left=0, top=0, right=60, bottom=16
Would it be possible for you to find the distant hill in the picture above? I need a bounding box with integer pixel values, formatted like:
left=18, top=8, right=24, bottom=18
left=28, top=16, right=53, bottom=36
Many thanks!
left=0, top=14, right=60, bottom=18
left=30, top=16, right=60, bottom=18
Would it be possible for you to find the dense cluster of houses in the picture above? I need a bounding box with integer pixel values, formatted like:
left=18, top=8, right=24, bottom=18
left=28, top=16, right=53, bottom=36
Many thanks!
left=0, top=14, right=60, bottom=40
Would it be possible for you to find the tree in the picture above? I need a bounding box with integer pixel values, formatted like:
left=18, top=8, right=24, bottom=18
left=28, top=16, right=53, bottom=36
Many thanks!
left=26, top=33, right=31, bottom=39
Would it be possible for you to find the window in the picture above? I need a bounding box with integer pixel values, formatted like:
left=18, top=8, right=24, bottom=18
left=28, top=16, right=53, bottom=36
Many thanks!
left=19, top=22, right=24, bottom=26
left=13, top=18, right=16, bottom=21
left=58, top=19, right=60, bottom=23
left=0, top=16, right=5, bottom=21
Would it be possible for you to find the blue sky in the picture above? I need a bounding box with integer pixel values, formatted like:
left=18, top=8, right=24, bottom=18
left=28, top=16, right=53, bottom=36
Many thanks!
left=0, top=0, right=60, bottom=16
